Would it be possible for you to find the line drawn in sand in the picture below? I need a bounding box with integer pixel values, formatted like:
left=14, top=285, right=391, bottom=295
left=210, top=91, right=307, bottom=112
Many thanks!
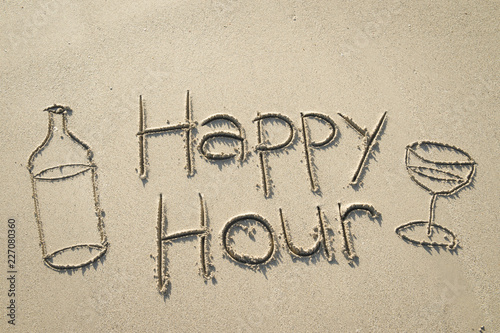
left=253, top=112, right=296, bottom=198
left=27, top=105, right=108, bottom=270
left=338, top=112, right=387, bottom=185
left=138, top=91, right=195, bottom=179
left=279, top=206, right=334, bottom=261
left=198, top=113, right=247, bottom=161
left=300, top=112, right=337, bottom=193
left=155, top=193, right=213, bottom=295
left=395, top=141, right=476, bottom=249
left=338, top=203, right=380, bottom=263
left=221, top=213, right=277, bottom=266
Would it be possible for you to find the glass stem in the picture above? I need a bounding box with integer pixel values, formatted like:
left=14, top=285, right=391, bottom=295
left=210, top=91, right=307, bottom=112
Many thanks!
left=428, top=193, right=438, bottom=236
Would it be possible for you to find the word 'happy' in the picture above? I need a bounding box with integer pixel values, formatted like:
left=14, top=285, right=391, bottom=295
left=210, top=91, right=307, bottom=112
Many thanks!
left=137, top=91, right=387, bottom=196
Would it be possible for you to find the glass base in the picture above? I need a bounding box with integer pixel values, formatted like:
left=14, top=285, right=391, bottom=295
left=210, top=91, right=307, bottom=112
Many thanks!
left=395, top=221, right=457, bottom=249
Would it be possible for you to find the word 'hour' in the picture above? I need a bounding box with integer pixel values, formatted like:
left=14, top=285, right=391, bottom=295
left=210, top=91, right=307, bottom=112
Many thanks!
left=137, top=91, right=387, bottom=195
left=156, top=193, right=380, bottom=295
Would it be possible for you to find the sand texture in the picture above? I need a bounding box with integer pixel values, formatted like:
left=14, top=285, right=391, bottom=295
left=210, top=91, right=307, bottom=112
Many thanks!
left=1, top=1, right=499, bottom=332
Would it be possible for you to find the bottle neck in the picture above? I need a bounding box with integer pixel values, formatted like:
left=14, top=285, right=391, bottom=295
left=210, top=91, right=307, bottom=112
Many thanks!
left=48, top=112, right=67, bottom=135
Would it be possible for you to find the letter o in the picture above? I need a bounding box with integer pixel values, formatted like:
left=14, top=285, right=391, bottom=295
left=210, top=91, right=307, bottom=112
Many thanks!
left=221, top=213, right=276, bottom=265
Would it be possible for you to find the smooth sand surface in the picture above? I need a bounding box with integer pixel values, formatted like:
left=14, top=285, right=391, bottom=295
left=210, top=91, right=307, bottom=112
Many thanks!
left=1, top=1, right=499, bottom=332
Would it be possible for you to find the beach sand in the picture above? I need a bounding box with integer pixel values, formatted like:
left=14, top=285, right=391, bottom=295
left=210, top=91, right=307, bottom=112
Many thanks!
left=1, top=1, right=499, bottom=332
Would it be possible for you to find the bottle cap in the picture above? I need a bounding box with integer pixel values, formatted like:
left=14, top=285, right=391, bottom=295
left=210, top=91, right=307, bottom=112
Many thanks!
left=44, top=105, right=69, bottom=114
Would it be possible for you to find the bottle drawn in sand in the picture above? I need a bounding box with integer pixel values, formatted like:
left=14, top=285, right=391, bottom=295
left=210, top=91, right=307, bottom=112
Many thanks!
left=28, top=105, right=108, bottom=269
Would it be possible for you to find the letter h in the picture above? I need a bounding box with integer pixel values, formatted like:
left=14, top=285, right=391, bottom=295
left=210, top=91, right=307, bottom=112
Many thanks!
left=137, top=91, right=195, bottom=179
left=155, top=193, right=212, bottom=295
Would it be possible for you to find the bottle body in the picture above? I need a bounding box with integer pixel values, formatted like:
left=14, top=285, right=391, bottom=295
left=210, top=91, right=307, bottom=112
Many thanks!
left=28, top=106, right=107, bottom=269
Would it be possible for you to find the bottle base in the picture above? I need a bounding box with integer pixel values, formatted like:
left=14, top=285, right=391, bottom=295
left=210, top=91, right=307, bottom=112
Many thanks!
left=43, top=243, right=108, bottom=270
